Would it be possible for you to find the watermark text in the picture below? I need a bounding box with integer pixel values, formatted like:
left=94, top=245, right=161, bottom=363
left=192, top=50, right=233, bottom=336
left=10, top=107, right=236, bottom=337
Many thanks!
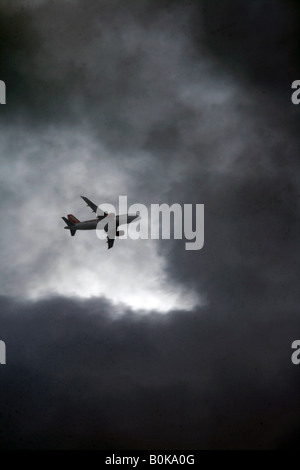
left=291, top=80, right=300, bottom=105
left=0, top=340, right=6, bottom=364
left=95, top=196, right=204, bottom=250
left=0, top=80, right=6, bottom=104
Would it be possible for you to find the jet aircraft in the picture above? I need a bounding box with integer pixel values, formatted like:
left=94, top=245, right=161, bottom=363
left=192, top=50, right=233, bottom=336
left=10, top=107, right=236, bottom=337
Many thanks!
left=62, top=196, right=139, bottom=249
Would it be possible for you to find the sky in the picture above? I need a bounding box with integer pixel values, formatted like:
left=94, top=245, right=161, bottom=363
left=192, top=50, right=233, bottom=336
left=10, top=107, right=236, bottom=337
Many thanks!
left=0, top=0, right=299, bottom=449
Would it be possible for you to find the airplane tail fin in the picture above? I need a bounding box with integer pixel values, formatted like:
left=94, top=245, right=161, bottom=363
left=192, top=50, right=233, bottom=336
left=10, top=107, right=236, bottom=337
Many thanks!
left=62, top=216, right=74, bottom=226
left=68, top=214, right=80, bottom=224
left=62, top=216, right=77, bottom=236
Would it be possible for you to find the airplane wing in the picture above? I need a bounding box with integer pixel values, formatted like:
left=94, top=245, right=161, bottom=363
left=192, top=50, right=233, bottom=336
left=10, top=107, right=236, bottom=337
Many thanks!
left=81, top=196, right=107, bottom=217
left=104, top=216, right=116, bottom=249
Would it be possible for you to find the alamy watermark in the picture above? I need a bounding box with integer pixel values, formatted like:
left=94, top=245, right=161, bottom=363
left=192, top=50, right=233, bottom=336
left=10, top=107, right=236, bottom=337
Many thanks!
left=291, top=340, right=300, bottom=365
left=0, top=80, right=6, bottom=104
left=95, top=196, right=204, bottom=250
left=291, top=80, right=300, bottom=105
left=0, top=340, right=6, bottom=365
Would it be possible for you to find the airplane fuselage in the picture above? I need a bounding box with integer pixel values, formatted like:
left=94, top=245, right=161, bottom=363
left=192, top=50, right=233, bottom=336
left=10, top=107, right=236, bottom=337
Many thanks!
left=62, top=196, right=140, bottom=248
left=64, top=214, right=138, bottom=231
left=67, top=219, right=98, bottom=230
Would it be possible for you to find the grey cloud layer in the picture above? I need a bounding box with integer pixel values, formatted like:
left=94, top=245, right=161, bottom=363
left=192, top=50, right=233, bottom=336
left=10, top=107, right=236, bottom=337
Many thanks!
left=0, top=296, right=299, bottom=450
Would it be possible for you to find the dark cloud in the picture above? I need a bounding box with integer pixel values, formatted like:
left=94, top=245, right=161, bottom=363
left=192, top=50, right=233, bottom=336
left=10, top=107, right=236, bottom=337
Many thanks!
left=0, top=0, right=298, bottom=156
left=0, top=0, right=197, bottom=150
left=0, top=296, right=299, bottom=450
left=197, top=0, right=300, bottom=93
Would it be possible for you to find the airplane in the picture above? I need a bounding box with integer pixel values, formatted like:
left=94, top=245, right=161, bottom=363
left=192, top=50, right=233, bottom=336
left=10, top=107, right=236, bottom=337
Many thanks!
left=62, top=196, right=140, bottom=249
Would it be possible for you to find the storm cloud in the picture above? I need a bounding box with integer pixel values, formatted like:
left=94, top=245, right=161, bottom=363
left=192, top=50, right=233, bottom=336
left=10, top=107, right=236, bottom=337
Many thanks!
left=0, top=295, right=299, bottom=450
left=0, top=0, right=299, bottom=449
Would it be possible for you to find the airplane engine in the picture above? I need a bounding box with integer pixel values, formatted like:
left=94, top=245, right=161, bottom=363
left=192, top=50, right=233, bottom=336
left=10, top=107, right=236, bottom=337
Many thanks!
left=116, top=230, right=124, bottom=237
